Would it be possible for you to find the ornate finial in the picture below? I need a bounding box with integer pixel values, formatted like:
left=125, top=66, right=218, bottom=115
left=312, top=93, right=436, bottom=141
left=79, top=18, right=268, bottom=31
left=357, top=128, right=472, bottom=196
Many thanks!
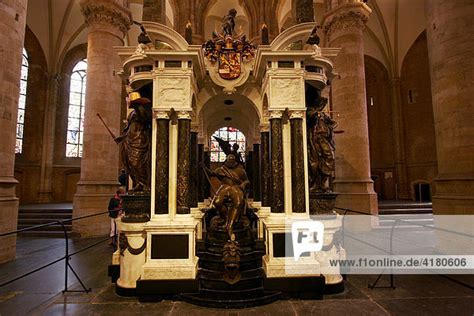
left=261, top=23, right=269, bottom=45
left=185, top=21, right=192, bottom=44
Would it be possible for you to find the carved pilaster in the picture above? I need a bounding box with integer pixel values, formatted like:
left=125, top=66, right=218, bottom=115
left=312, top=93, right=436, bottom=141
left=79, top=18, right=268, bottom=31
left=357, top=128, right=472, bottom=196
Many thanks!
left=155, top=111, right=169, bottom=214
left=177, top=111, right=191, bottom=214
left=289, top=111, right=306, bottom=213
left=80, top=0, right=132, bottom=38
left=270, top=113, right=284, bottom=213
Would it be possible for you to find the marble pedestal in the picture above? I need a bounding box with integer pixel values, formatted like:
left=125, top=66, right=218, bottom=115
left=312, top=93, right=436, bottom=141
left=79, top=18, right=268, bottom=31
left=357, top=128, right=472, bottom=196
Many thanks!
left=141, top=218, right=199, bottom=280
left=116, top=221, right=147, bottom=290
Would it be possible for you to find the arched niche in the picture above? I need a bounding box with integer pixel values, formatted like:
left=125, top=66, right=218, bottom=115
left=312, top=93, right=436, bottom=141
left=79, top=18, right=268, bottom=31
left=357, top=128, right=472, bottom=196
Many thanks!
left=198, top=93, right=260, bottom=151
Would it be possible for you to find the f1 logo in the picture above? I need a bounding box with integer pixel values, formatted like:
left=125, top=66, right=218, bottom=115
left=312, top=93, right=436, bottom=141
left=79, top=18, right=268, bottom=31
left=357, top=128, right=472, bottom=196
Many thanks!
left=292, top=221, right=324, bottom=261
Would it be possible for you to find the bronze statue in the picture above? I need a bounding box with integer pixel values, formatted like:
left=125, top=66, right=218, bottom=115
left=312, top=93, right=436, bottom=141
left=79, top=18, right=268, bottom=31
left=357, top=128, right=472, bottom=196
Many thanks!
left=222, top=8, right=237, bottom=36
left=307, top=97, right=336, bottom=192
left=115, top=92, right=152, bottom=192
left=206, top=153, right=250, bottom=239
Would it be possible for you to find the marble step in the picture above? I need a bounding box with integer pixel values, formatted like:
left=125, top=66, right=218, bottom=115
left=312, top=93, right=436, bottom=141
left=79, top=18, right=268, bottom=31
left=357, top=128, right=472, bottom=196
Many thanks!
left=198, top=287, right=267, bottom=300
left=199, top=274, right=263, bottom=291
left=199, top=267, right=262, bottom=279
left=180, top=291, right=281, bottom=309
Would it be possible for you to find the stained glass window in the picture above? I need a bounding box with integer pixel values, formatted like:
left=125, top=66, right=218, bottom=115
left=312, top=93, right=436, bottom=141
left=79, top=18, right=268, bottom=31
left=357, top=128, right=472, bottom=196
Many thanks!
left=16, top=48, right=28, bottom=154
left=210, top=127, right=246, bottom=163
left=66, top=59, right=87, bottom=157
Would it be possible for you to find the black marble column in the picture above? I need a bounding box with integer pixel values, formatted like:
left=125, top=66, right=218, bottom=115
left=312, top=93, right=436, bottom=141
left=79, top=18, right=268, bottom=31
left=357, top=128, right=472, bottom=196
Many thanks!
left=253, top=144, right=261, bottom=201
left=155, top=115, right=169, bottom=214
left=198, top=144, right=205, bottom=202
left=203, top=150, right=211, bottom=199
left=177, top=113, right=191, bottom=214
left=270, top=114, right=284, bottom=213
left=290, top=112, right=305, bottom=213
left=189, top=131, right=198, bottom=208
left=261, top=131, right=271, bottom=207
left=247, top=151, right=254, bottom=198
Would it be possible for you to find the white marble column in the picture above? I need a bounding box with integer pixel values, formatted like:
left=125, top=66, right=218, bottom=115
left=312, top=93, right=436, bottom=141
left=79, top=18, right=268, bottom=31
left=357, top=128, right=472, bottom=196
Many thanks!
left=73, top=0, right=132, bottom=236
left=321, top=1, right=378, bottom=214
left=425, top=0, right=474, bottom=214
left=0, top=0, right=27, bottom=263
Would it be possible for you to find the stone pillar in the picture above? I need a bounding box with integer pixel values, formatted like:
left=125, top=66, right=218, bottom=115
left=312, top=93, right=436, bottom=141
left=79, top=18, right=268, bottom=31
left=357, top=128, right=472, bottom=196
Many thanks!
left=253, top=143, right=261, bottom=201
left=290, top=111, right=306, bottom=213
left=176, top=111, right=191, bottom=214
left=0, top=0, right=27, bottom=263
left=155, top=111, right=169, bottom=215
left=198, top=144, right=205, bottom=201
left=189, top=129, right=198, bottom=208
left=261, top=127, right=271, bottom=207
left=390, top=78, right=409, bottom=199
left=142, top=0, right=165, bottom=23
left=425, top=0, right=474, bottom=214
left=270, top=111, right=284, bottom=213
left=321, top=2, right=378, bottom=214
left=74, top=0, right=132, bottom=235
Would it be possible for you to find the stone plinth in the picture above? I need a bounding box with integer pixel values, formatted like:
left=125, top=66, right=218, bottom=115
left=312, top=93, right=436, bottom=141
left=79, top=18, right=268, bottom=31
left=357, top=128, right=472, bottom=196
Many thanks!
left=122, top=193, right=151, bottom=223
left=309, top=192, right=338, bottom=215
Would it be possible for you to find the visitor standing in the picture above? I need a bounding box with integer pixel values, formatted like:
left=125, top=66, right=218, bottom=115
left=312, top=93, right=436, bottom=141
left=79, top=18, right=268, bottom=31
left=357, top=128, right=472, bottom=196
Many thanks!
left=108, top=188, right=124, bottom=246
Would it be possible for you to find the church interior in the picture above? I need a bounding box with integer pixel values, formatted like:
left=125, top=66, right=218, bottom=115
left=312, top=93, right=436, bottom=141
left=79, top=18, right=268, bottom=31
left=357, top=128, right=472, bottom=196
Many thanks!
left=0, top=0, right=472, bottom=314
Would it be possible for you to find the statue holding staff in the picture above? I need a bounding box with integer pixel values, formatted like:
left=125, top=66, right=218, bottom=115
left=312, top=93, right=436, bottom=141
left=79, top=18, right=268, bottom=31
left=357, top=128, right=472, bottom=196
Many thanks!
left=114, top=92, right=152, bottom=192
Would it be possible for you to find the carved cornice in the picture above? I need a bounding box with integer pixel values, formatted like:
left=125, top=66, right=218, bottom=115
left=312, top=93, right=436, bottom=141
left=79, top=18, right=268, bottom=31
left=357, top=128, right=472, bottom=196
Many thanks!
left=322, top=5, right=371, bottom=43
left=80, top=0, right=132, bottom=37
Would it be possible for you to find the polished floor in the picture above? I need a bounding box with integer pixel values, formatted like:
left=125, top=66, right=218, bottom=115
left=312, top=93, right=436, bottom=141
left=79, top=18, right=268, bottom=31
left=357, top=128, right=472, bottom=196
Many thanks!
left=0, top=236, right=472, bottom=315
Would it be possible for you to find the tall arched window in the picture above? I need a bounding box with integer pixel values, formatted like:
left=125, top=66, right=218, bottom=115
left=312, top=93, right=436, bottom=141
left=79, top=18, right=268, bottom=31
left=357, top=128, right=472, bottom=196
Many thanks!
left=66, top=59, right=87, bottom=157
left=16, top=48, right=28, bottom=154
left=210, top=127, right=246, bottom=162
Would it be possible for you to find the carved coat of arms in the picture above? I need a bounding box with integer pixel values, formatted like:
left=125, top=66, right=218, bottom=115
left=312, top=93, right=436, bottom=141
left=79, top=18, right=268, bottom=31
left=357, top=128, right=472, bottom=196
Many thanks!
left=202, top=9, right=255, bottom=81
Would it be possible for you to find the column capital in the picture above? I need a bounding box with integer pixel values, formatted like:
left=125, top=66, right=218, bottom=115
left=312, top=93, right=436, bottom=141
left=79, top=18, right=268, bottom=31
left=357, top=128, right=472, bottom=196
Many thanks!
left=80, top=0, right=132, bottom=38
left=190, top=123, right=199, bottom=133
left=321, top=2, right=371, bottom=43
left=260, top=123, right=270, bottom=133
left=269, top=110, right=284, bottom=120
left=289, top=110, right=305, bottom=120
left=154, top=110, right=170, bottom=120
left=177, top=110, right=192, bottom=120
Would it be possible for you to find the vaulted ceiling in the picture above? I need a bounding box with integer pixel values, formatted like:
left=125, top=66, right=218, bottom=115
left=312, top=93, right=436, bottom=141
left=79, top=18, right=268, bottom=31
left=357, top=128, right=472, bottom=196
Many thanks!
left=25, top=0, right=427, bottom=77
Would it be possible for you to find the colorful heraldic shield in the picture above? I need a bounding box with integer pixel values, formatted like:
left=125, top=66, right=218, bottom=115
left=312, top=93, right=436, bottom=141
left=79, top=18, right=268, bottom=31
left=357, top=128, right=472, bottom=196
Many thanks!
left=203, top=32, right=255, bottom=81
left=219, top=51, right=241, bottom=79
